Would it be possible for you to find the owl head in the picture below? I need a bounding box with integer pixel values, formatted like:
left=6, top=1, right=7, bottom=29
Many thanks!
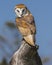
left=15, top=4, right=30, bottom=17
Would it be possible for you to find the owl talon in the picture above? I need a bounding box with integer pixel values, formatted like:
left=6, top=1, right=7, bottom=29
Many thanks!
left=35, top=44, right=39, bottom=50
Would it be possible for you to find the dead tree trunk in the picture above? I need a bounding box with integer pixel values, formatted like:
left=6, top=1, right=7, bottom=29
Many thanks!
left=9, top=41, right=42, bottom=65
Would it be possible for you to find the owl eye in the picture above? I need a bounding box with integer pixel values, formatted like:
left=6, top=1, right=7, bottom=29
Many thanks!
left=22, top=9, right=26, bottom=14
left=17, top=10, right=19, bottom=12
left=22, top=9, right=25, bottom=12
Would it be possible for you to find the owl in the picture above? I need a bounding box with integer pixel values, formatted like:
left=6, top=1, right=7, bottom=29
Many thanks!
left=15, top=4, right=36, bottom=46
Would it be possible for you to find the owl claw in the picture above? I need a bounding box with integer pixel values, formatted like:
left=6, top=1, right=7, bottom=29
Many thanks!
left=35, top=44, right=39, bottom=50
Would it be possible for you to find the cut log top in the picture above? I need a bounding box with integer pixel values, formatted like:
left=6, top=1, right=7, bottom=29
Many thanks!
left=9, top=41, right=42, bottom=65
left=15, top=41, right=38, bottom=59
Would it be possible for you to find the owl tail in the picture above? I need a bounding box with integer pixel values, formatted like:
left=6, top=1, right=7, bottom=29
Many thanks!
left=23, top=35, right=35, bottom=46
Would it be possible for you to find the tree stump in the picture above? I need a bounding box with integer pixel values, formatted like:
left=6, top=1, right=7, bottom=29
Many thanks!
left=9, top=41, right=42, bottom=65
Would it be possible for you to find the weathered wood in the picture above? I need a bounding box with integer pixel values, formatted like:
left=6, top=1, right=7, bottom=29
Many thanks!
left=9, top=41, right=42, bottom=65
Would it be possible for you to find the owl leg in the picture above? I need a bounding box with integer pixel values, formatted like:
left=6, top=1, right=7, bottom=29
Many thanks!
left=22, top=37, right=34, bottom=46
left=22, top=38, right=39, bottom=50
left=35, top=44, right=39, bottom=50
left=22, top=38, right=27, bottom=44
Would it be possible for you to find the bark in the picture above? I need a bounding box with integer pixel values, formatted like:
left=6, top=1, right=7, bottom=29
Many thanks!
left=9, top=41, right=42, bottom=65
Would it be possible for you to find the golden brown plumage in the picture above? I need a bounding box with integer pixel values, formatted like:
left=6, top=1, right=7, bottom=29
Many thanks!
left=15, top=4, right=36, bottom=46
left=15, top=4, right=26, bottom=9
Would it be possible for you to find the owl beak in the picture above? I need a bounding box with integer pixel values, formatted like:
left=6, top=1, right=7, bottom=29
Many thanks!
left=21, top=13, right=23, bottom=16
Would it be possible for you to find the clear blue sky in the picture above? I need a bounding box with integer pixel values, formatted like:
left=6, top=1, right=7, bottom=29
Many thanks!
left=0, top=0, right=52, bottom=64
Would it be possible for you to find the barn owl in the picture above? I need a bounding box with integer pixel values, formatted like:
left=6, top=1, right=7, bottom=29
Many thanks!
left=15, top=4, right=36, bottom=46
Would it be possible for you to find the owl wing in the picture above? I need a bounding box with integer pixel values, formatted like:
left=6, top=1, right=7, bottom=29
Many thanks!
left=26, top=20, right=36, bottom=34
left=24, top=14, right=36, bottom=34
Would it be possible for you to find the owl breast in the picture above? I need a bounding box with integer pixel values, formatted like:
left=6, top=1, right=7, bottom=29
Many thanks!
left=18, top=26, right=31, bottom=36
